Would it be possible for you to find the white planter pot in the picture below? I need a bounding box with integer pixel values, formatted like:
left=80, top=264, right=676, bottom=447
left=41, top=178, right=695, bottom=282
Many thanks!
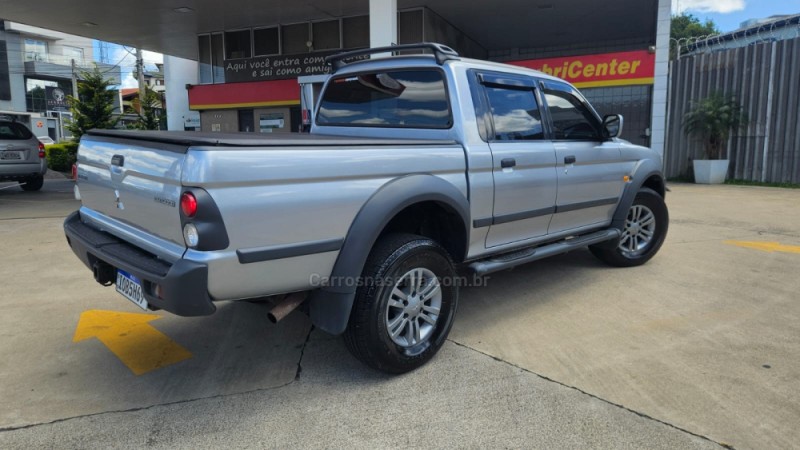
left=693, top=159, right=729, bottom=184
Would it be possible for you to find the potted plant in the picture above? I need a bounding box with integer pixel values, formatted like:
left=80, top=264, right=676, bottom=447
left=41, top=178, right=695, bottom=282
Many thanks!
left=683, top=92, right=747, bottom=184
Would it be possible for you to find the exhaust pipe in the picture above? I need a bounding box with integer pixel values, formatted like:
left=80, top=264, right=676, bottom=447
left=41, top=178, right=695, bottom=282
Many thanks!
left=267, top=292, right=307, bottom=324
left=92, top=261, right=115, bottom=286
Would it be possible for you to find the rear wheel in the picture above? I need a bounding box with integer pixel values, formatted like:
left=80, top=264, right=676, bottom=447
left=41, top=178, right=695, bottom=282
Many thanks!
left=20, top=175, right=44, bottom=191
left=344, top=233, right=458, bottom=374
left=590, top=187, right=668, bottom=267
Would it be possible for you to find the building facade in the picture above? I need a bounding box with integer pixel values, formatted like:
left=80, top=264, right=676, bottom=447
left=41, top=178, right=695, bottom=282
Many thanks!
left=0, top=20, right=121, bottom=140
left=0, top=0, right=671, bottom=153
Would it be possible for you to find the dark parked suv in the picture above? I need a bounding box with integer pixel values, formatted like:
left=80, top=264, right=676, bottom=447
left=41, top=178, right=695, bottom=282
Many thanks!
left=0, top=119, right=47, bottom=191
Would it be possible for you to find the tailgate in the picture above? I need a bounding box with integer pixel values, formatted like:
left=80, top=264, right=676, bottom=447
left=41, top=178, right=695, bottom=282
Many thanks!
left=76, top=134, right=187, bottom=247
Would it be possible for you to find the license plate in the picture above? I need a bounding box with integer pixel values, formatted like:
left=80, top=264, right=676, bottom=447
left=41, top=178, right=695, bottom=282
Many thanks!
left=0, top=151, right=21, bottom=160
left=116, top=270, right=149, bottom=310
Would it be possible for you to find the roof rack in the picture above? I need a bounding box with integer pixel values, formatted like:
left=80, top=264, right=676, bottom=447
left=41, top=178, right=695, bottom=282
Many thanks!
left=325, top=42, right=460, bottom=72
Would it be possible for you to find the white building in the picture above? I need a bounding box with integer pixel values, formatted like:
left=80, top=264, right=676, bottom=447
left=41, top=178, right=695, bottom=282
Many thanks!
left=0, top=20, right=121, bottom=140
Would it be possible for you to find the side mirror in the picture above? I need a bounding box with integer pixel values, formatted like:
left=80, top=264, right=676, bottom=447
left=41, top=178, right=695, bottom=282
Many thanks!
left=602, top=114, right=623, bottom=139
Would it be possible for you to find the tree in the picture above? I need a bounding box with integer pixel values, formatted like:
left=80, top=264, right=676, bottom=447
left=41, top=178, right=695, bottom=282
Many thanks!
left=126, top=87, right=166, bottom=130
left=683, top=92, right=748, bottom=160
left=671, top=13, right=719, bottom=58
left=66, top=65, right=119, bottom=140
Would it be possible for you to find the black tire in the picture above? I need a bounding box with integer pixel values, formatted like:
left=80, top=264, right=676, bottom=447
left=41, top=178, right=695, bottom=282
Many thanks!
left=344, top=233, right=458, bottom=374
left=20, top=175, right=44, bottom=191
left=590, top=187, right=668, bottom=267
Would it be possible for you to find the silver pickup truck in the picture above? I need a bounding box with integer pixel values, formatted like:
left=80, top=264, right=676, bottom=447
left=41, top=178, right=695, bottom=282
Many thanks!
left=64, top=43, right=668, bottom=373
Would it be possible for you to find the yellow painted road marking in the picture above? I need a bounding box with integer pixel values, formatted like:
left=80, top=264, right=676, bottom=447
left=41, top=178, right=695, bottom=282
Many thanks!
left=73, top=310, right=192, bottom=375
left=724, top=240, right=800, bottom=254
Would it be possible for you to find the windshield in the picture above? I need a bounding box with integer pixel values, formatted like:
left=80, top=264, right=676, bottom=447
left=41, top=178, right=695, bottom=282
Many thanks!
left=316, top=69, right=452, bottom=129
left=0, top=121, right=34, bottom=140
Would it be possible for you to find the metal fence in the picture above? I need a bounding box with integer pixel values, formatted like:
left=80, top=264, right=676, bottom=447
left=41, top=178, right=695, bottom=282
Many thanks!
left=664, top=37, right=800, bottom=183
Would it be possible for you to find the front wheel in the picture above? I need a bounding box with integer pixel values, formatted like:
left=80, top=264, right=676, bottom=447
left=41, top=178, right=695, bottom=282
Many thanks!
left=590, top=187, right=668, bottom=267
left=344, top=233, right=458, bottom=374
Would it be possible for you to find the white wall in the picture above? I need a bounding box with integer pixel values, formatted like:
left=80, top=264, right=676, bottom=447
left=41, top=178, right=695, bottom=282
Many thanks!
left=369, top=0, right=397, bottom=48
left=650, top=0, right=671, bottom=157
left=0, top=29, right=27, bottom=112
left=163, top=55, right=198, bottom=131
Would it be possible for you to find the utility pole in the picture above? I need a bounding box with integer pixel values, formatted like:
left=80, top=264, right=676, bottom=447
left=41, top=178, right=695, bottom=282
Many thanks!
left=136, top=48, right=146, bottom=113
left=71, top=59, right=79, bottom=98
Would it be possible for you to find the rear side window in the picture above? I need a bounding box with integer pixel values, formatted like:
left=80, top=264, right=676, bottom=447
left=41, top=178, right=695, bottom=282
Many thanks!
left=484, top=86, right=544, bottom=141
left=542, top=82, right=601, bottom=141
left=0, top=122, right=33, bottom=140
left=317, top=69, right=452, bottom=128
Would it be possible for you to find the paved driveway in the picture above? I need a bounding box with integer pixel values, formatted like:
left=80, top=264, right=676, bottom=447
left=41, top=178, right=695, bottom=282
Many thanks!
left=1, top=180, right=797, bottom=449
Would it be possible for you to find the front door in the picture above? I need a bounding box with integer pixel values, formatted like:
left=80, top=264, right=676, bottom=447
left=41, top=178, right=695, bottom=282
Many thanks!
left=540, top=80, right=626, bottom=234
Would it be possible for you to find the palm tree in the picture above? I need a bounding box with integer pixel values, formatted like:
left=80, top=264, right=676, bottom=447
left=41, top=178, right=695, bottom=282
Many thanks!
left=683, top=92, right=747, bottom=160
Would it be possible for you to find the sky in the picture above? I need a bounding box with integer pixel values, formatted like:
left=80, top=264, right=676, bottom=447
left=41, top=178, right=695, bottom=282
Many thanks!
left=93, top=42, right=163, bottom=89
left=675, top=0, right=800, bottom=32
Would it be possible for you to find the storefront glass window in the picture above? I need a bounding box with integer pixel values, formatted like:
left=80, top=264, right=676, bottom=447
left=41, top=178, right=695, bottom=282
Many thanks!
left=282, top=23, right=309, bottom=54
left=225, top=30, right=252, bottom=59
left=198, top=35, right=212, bottom=84
left=342, top=16, right=369, bottom=49
left=211, top=33, right=225, bottom=83
left=259, top=113, right=285, bottom=132
left=312, top=20, right=340, bottom=50
left=254, top=27, right=280, bottom=56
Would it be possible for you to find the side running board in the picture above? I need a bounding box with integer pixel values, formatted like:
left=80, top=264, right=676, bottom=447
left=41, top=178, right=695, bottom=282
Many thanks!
left=469, top=229, right=620, bottom=276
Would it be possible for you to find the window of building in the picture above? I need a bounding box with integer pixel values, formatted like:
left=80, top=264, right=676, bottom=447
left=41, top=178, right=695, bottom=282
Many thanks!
left=198, top=34, right=212, bottom=84
left=62, top=46, right=84, bottom=64
left=542, top=82, right=601, bottom=140
left=312, top=20, right=340, bottom=50
left=211, top=33, right=225, bottom=83
left=317, top=69, right=452, bottom=129
left=484, top=86, right=543, bottom=141
left=254, top=27, right=280, bottom=56
left=282, top=23, right=310, bottom=54
left=24, top=39, right=48, bottom=62
left=0, top=41, right=11, bottom=101
left=398, top=10, right=424, bottom=45
left=225, top=30, right=252, bottom=59
left=259, top=113, right=285, bottom=132
left=342, top=16, right=369, bottom=49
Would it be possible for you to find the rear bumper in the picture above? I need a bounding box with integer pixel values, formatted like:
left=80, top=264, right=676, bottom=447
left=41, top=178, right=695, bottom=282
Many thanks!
left=63, top=211, right=216, bottom=316
left=0, top=161, right=46, bottom=179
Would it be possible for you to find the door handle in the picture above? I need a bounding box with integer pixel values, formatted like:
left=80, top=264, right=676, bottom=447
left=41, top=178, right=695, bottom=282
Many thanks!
left=501, top=158, right=516, bottom=168
left=564, top=155, right=576, bottom=164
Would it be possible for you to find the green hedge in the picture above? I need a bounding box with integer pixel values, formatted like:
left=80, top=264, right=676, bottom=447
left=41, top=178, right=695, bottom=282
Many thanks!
left=46, top=142, right=79, bottom=172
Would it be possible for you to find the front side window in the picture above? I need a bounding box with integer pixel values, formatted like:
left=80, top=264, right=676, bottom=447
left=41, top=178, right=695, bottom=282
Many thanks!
left=317, top=70, right=452, bottom=128
left=484, top=86, right=543, bottom=141
left=543, top=82, right=601, bottom=140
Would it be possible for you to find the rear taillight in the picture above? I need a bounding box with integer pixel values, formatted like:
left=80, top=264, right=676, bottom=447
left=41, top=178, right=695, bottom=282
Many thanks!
left=71, top=163, right=78, bottom=181
left=38, top=142, right=45, bottom=159
left=180, top=192, right=198, bottom=218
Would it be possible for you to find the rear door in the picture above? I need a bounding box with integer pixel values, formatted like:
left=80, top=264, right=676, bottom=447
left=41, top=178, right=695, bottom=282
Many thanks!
left=77, top=135, right=187, bottom=246
left=476, top=72, right=558, bottom=248
left=540, top=80, right=626, bottom=234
